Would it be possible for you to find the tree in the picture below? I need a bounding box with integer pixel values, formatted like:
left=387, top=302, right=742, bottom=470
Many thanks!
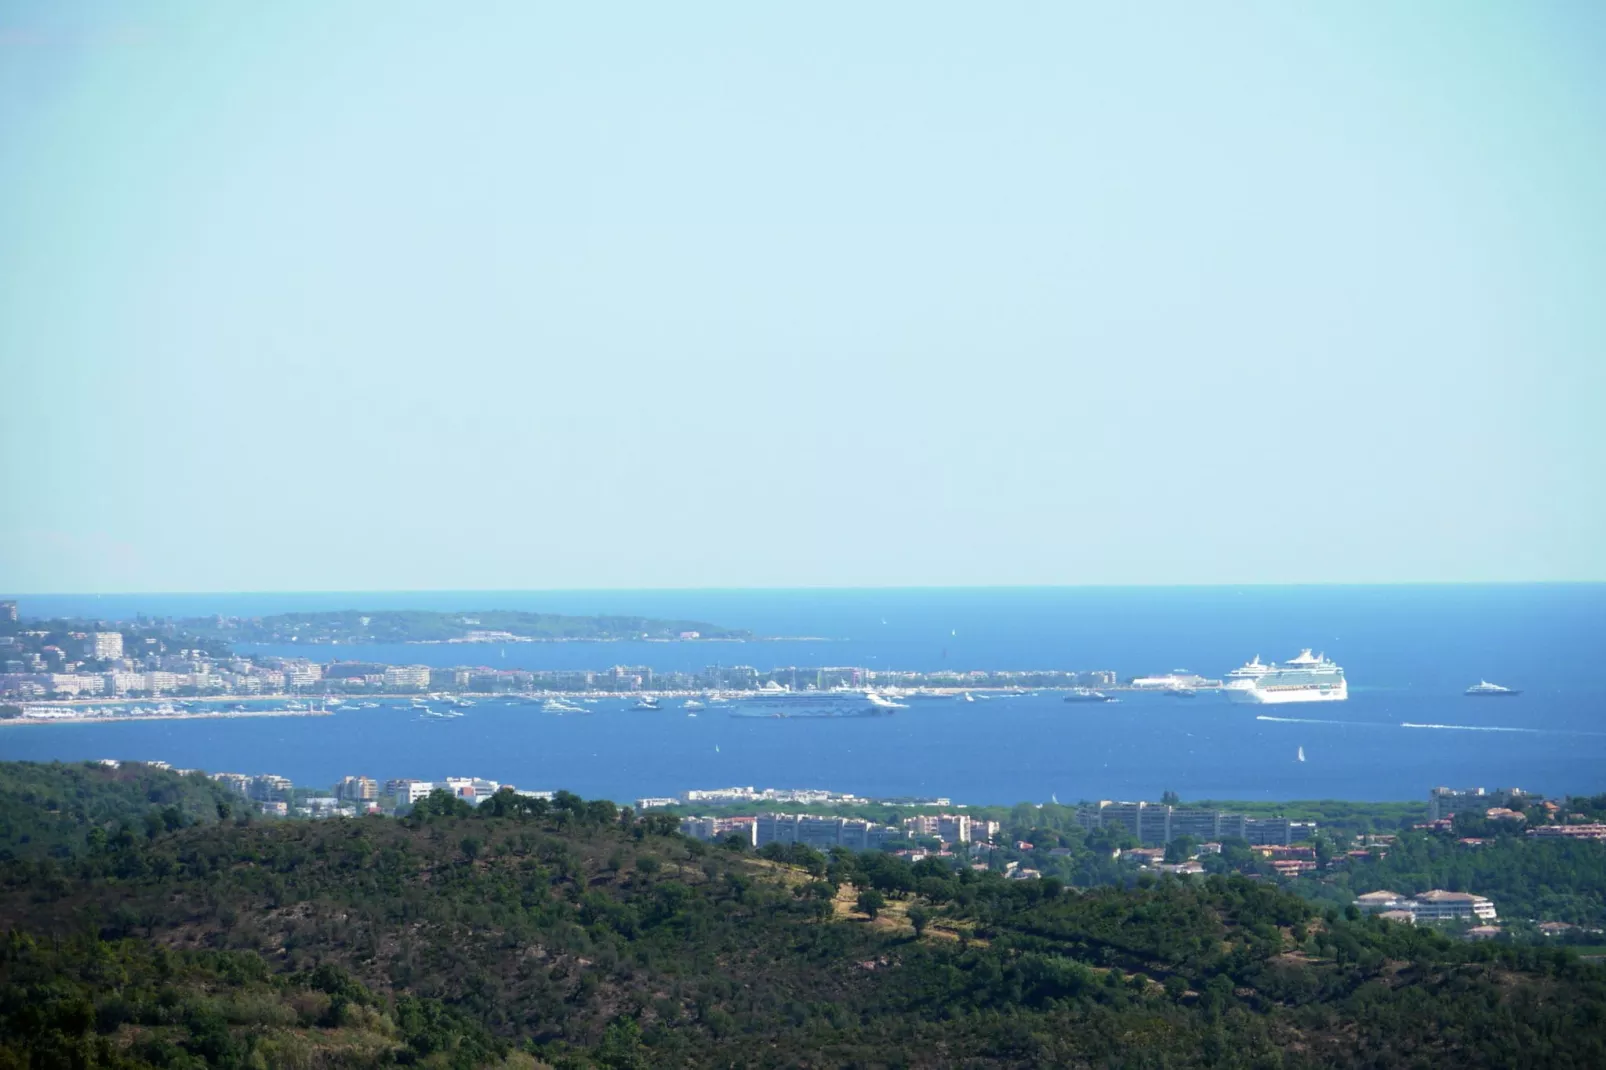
left=856, top=888, right=885, bottom=919
left=1161, top=790, right=1181, bottom=806
left=907, top=904, right=931, bottom=937
left=597, top=1017, right=649, bottom=1070
left=1165, top=835, right=1198, bottom=864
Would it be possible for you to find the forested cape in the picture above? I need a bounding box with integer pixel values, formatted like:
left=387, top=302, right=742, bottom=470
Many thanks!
left=2, top=764, right=1604, bottom=1069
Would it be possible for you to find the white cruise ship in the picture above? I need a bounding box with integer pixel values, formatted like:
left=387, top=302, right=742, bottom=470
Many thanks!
left=1224, top=650, right=1347, bottom=704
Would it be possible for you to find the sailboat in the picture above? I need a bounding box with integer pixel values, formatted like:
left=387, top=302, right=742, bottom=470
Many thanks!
left=1297, top=746, right=1306, bottom=763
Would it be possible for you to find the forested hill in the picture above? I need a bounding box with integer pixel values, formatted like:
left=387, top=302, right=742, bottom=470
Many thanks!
left=1, top=777, right=1604, bottom=1067
left=186, top=609, right=753, bottom=644
left=0, top=761, right=237, bottom=862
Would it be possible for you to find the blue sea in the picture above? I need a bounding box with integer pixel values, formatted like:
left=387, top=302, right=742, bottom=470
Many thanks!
left=2, top=586, right=1603, bottom=805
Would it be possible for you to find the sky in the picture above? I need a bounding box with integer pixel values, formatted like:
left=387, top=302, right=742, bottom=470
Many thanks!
left=1, top=2, right=1603, bottom=593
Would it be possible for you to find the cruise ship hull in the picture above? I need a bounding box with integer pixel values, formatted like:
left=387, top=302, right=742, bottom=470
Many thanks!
left=1226, top=680, right=1348, bottom=704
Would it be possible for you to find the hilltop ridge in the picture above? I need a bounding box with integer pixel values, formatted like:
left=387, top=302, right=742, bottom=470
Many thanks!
left=0, top=762, right=1603, bottom=1068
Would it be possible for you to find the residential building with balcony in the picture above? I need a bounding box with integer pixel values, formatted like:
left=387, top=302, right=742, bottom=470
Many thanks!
left=382, top=665, right=432, bottom=691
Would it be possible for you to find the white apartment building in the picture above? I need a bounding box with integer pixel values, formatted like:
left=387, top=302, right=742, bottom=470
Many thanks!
left=389, top=780, right=437, bottom=806
left=89, top=632, right=124, bottom=659
left=683, top=786, right=759, bottom=804
left=282, top=662, right=323, bottom=689
left=1355, top=889, right=1497, bottom=923
left=382, top=665, right=432, bottom=690
left=444, top=776, right=501, bottom=802
left=143, top=672, right=185, bottom=693
left=1409, top=890, right=1498, bottom=922
left=103, top=672, right=145, bottom=694
left=48, top=674, right=104, bottom=695
left=1354, top=890, right=1410, bottom=914
left=904, top=813, right=973, bottom=843
left=636, top=797, right=679, bottom=810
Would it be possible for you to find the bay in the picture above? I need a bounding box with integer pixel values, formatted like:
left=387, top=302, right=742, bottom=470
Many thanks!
left=3, top=585, right=1602, bottom=804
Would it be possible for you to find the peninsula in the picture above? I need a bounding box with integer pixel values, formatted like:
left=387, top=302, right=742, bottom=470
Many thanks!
left=178, top=609, right=753, bottom=645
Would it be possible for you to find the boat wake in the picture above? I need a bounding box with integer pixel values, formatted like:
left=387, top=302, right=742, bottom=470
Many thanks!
left=1262, top=715, right=1601, bottom=737
left=1256, top=715, right=1376, bottom=727
left=1400, top=722, right=1540, bottom=734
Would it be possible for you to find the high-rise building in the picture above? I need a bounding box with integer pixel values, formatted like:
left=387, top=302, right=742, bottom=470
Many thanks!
left=88, top=632, right=123, bottom=660
left=904, top=813, right=973, bottom=843
left=335, top=775, right=378, bottom=802
left=0, top=601, right=17, bottom=622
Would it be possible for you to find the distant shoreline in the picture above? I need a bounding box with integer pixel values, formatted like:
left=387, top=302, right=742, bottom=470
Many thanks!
left=0, top=709, right=335, bottom=728
left=227, top=635, right=837, bottom=647
left=2, top=685, right=1137, bottom=725
left=391, top=636, right=833, bottom=646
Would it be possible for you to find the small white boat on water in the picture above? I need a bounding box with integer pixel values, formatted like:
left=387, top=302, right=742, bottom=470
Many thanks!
left=1465, top=680, right=1522, bottom=697
left=1297, top=746, right=1306, bottom=763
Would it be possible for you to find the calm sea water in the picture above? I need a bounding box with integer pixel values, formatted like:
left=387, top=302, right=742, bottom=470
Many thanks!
left=3, top=586, right=1603, bottom=804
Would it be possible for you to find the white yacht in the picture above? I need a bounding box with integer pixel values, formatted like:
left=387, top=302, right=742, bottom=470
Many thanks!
left=1465, top=680, right=1521, bottom=697
left=1224, top=650, right=1347, bottom=704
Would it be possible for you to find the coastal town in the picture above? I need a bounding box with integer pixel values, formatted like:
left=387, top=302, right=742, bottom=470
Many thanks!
left=0, top=601, right=1124, bottom=715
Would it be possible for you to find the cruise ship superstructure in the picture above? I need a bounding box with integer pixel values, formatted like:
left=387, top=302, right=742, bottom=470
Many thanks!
left=1224, top=650, right=1347, bottom=704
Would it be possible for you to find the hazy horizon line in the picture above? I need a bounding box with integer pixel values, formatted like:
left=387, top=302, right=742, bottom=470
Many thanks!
left=5, top=579, right=1603, bottom=600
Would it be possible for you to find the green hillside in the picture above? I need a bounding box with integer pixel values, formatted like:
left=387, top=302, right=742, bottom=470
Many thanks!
left=0, top=761, right=238, bottom=862
left=0, top=772, right=1602, bottom=1068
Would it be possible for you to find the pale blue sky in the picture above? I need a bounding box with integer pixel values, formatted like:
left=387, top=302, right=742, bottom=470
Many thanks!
left=2, top=2, right=1603, bottom=592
